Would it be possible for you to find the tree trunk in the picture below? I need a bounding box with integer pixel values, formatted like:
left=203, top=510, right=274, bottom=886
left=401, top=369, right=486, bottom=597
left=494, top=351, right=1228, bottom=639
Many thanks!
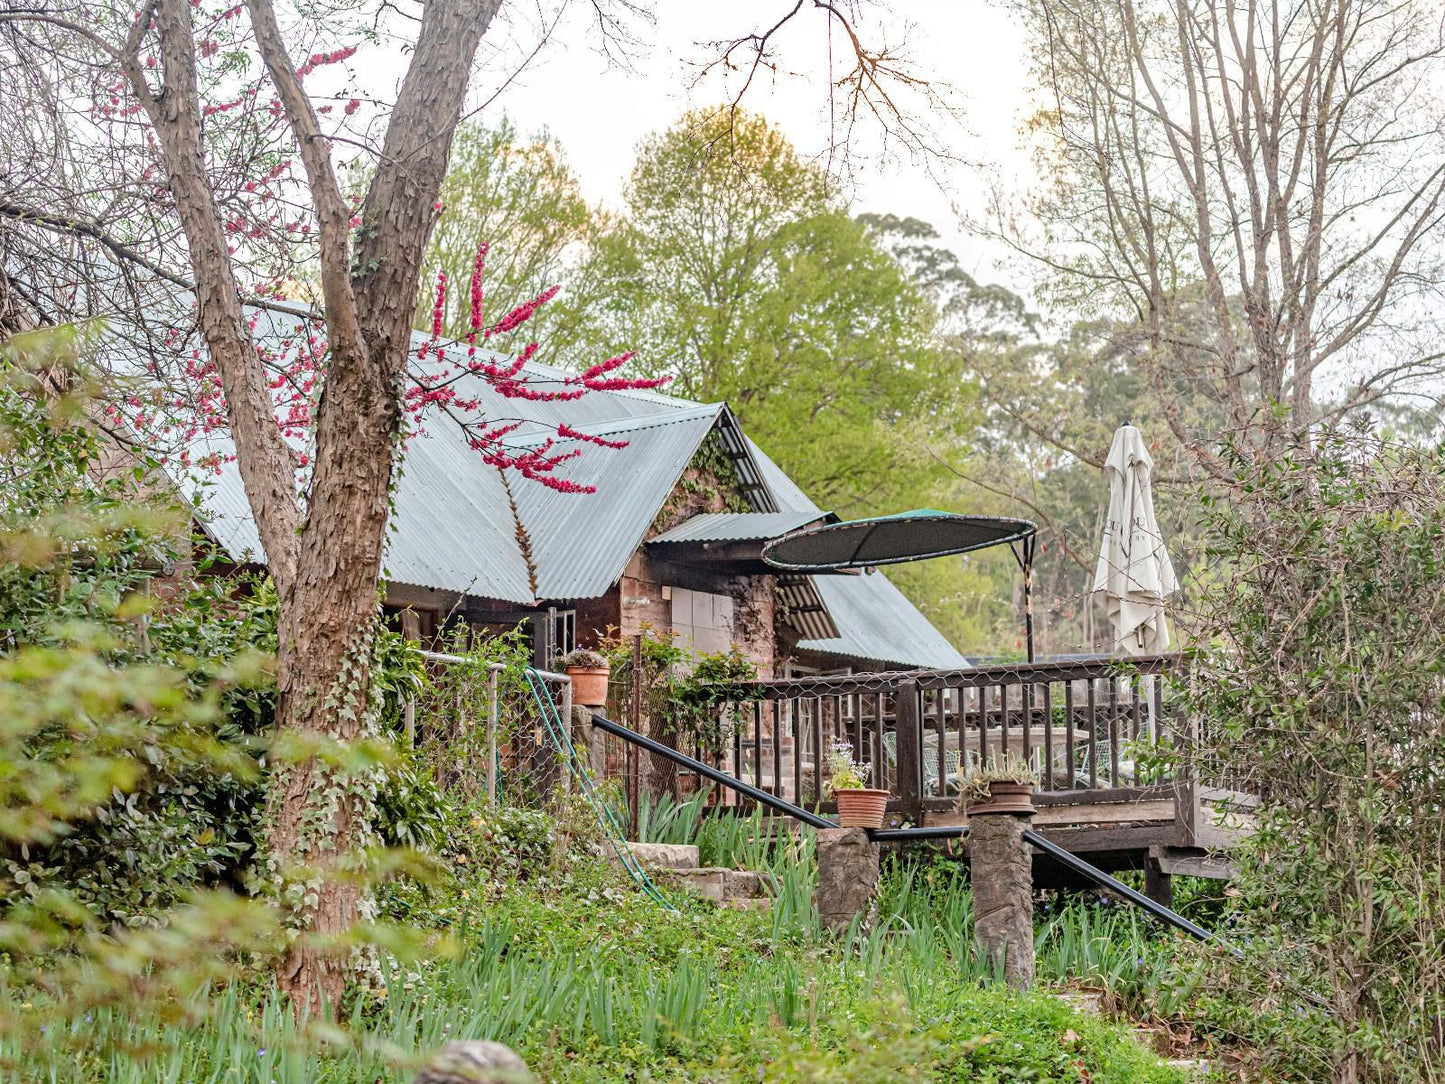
left=119, top=0, right=503, bottom=1015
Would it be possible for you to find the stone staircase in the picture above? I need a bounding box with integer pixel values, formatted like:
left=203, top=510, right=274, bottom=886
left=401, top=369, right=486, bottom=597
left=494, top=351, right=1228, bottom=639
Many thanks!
left=620, top=842, right=776, bottom=911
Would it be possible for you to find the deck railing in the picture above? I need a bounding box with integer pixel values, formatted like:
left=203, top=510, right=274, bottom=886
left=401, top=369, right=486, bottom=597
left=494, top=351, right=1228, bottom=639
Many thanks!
left=714, top=653, right=1186, bottom=819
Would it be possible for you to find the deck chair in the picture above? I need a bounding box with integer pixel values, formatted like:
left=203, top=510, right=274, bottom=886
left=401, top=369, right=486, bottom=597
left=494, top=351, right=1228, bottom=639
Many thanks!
left=881, top=731, right=961, bottom=796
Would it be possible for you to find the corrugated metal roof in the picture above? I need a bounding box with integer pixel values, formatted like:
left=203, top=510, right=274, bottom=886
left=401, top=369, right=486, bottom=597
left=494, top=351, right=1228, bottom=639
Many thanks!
left=180, top=402, right=721, bottom=604
left=746, top=438, right=971, bottom=670
left=650, top=510, right=825, bottom=544
left=514, top=407, right=724, bottom=600
left=159, top=316, right=965, bottom=668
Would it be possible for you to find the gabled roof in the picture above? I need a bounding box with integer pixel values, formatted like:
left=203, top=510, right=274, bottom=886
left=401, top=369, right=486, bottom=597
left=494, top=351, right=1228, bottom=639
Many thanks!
left=167, top=317, right=966, bottom=667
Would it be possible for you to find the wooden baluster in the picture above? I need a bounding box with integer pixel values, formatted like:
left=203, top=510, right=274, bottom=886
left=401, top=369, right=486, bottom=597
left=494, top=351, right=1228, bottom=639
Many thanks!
left=1022, top=680, right=1034, bottom=773
left=732, top=705, right=743, bottom=803
left=773, top=700, right=784, bottom=799
left=979, top=685, right=990, bottom=770
left=1131, top=675, right=1144, bottom=784
left=1000, top=683, right=1011, bottom=762
left=1107, top=675, right=1121, bottom=785
left=1063, top=680, right=1076, bottom=789
left=1042, top=681, right=1054, bottom=792
left=813, top=696, right=826, bottom=804
left=793, top=697, right=806, bottom=803
left=849, top=690, right=861, bottom=768
left=1087, top=677, right=1099, bottom=789
left=753, top=701, right=763, bottom=792
left=933, top=689, right=946, bottom=798
left=956, top=688, right=968, bottom=780
left=873, top=692, right=887, bottom=792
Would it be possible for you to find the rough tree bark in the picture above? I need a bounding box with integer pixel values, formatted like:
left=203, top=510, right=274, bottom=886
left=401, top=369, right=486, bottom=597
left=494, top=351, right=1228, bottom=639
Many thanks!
left=115, top=0, right=502, bottom=1013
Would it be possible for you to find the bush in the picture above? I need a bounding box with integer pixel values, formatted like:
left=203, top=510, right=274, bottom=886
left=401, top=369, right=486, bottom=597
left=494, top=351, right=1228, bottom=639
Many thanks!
left=1187, top=429, right=1445, bottom=1082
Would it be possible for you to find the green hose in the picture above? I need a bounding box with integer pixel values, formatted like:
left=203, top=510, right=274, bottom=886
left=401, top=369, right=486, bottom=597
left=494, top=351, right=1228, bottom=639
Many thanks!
left=522, top=668, right=676, bottom=911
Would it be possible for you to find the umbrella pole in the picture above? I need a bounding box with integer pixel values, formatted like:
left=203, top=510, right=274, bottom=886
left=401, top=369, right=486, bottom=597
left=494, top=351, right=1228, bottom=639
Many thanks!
left=1011, top=535, right=1038, bottom=663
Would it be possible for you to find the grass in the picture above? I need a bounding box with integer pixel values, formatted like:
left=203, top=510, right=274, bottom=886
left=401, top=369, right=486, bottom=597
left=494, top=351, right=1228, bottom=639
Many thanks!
left=4, top=808, right=1195, bottom=1083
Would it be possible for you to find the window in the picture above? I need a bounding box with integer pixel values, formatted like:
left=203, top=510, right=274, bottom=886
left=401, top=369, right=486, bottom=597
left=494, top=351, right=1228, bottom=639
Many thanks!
left=552, top=609, right=576, bottom=658
left=669, top=587, right=733, bottom=656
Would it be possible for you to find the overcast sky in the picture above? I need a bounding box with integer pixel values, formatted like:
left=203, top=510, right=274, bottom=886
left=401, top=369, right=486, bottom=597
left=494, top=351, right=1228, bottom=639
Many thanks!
left=463, top=1, right=1035, bottom=295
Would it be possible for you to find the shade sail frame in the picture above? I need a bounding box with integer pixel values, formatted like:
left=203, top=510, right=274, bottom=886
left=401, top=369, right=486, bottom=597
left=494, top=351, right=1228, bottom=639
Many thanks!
left=760, top=510, right=1038, bottom=573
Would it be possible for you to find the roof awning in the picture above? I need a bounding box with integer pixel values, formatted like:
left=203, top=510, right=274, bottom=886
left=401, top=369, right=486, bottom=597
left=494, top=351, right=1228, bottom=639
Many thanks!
left=646, top=510, right=840, bottom=641
left=647, top=510, right=835, bottom=574
left=761, top=509, right=1036, bottom=571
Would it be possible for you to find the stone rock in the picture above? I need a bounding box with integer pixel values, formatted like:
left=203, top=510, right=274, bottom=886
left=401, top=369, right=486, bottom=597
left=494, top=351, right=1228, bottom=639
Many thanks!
left=970, top=810, right=1035, bottom=990
left=413, top=1040, right=531, bottom=1084
left=656, top=866, right=775, bottom=904
left=659, top=866, right=728, bottom=901
left=816, top=827, right=880, bottom=934
left=622, top=841, right=700, bottom=870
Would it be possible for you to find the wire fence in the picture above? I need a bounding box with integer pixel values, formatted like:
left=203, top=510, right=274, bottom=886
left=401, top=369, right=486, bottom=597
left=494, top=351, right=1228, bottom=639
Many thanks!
left=405, top=648, right=571, bottom=811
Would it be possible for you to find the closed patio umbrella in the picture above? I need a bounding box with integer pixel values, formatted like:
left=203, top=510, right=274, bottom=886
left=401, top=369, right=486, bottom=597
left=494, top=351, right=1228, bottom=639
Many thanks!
left=1092, top=424, right=1177, bottom=654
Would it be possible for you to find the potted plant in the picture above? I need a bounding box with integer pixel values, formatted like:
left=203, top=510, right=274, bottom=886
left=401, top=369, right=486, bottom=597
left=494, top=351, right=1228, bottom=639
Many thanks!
left=826, top=740, right=890, bottom=829
left=558, top=648, right=611, bottom=707
left=961, top=754, right=1039, bottom=817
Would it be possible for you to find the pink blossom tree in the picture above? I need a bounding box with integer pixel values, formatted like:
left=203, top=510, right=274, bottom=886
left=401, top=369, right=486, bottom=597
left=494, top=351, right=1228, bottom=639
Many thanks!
left=0, top=0, right=940, bottom=1014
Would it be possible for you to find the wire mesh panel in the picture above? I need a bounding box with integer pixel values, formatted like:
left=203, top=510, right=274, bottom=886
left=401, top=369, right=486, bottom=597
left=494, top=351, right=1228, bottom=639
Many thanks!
left=407, top=650, right=571, bottom=810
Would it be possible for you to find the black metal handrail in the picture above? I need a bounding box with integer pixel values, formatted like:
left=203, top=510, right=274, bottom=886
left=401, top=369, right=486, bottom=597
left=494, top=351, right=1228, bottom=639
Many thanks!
left=590, top=711, right=834, bottom=829
left=588, top=710, right=1217, bottom=944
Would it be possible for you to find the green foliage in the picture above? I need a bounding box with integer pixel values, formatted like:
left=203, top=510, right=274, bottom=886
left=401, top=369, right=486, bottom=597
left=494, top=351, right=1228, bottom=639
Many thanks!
left=9, top=823, right=1188, bottom=1083
left=0, top=332, right=280, bottom=925
left=414, top=117, right=590, bottom=340
left=0, top=328, right=292, bottom=1063
left=599, top=625, right=758, bottom=755
left=554, top=108, right=977, bottom=523
left=960, top=752, right=1039, bottom=800
left=824, top=738, right=873, bottom=791
left=371, top=752, right=456, bottom=854
left=1185, top=430, right=1445, bottom=1081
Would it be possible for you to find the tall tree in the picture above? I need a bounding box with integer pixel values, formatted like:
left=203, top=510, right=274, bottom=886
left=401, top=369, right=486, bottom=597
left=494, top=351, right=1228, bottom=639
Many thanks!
left=1010, top=0, right=1445, bottom=473
left=559, top=108, right=973, bottom=518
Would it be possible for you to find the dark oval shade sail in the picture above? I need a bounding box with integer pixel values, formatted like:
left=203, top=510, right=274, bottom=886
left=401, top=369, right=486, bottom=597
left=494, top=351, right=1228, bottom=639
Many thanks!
left=761, top=509, right=1038, bottom=571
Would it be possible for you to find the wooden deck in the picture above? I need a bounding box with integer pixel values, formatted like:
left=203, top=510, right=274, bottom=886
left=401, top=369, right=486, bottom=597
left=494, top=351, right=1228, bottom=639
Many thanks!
left=683, top=654, right=1254, bottom=895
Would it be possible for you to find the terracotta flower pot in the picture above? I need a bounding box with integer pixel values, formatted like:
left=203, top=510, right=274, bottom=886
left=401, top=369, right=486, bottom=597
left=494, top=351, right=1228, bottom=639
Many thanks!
left=834, top=787, right=890, bottom=829
left=966, top=780, right=1036, bottom=817
left=566, top=666, right=610, bottom=707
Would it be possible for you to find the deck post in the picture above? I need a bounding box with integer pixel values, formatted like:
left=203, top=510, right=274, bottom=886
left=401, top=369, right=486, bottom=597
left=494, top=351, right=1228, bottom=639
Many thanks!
left=816, top=827, right=880, bottom=934
left=970, top=802, right=1036, bottom=990
left=894, top=679, right=923, bottom=819
left=1144, top=853, right=1174, bottom=908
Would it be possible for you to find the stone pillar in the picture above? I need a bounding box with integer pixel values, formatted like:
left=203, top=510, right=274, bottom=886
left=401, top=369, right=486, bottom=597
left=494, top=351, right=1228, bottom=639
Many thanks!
left=816, top=827, right=880, bottom=933
left=570, top=705, right=605, bottom=778
left=970, top=808, right=1035, bottom=989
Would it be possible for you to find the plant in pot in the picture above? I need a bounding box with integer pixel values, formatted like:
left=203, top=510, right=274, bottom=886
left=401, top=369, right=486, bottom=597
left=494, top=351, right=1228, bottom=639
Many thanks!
left=826, top=740, right=890, bottom=828
left=558, top=648, right=611, bottom=708
left=961, top=754, right=1039, bottom=817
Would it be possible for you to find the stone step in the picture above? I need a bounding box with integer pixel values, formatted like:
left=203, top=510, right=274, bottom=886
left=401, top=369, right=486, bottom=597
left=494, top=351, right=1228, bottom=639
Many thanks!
left=620, top=841, right=700, bottom=870
left=658, top=866, right=777, bottom=904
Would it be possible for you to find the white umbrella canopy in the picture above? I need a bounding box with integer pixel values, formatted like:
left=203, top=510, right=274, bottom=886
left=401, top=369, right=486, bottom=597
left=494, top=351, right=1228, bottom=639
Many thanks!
left=1092, top=424, right=1178, bottom=654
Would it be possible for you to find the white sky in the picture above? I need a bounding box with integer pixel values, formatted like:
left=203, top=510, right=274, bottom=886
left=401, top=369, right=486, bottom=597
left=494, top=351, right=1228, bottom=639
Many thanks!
left=463, top=0, right=1035, bottom=295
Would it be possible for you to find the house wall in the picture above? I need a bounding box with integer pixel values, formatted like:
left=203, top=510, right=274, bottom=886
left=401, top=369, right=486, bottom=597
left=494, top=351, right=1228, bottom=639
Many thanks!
left=614, top=549, right=779, bottom=679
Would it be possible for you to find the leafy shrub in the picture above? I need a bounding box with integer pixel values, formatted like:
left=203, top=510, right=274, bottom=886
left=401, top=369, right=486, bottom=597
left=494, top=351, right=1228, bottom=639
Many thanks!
left=1186, top=430, right=1445, bottom=1081
left=372, top=754, right=457, bottom=853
